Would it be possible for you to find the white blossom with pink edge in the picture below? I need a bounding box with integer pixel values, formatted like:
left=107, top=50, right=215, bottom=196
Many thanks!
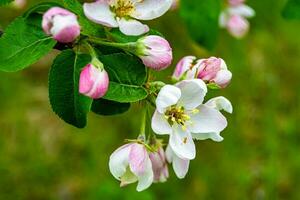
left=165, top=144, right=190, bottom=179
left=149, top=147, right=169, bottom=182
left=83, top=0, right=173, bottom=36
left=79, top=63, right=109, bottom=99
left=219, top=2, right=255, bottom=39
left=151, top=79, right=229, bottom=160
left=136, top=35, right=173, bottom=70
left=109, top=143, right=154, bottom=192
left=42, top=7, right=80, bottom=43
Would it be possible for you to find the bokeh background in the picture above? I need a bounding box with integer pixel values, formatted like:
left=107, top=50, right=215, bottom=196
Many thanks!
left=1, top=0, right=300, bottom=199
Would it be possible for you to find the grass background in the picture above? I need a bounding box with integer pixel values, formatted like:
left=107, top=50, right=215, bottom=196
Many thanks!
left=1, top=0, right=300, bottom=199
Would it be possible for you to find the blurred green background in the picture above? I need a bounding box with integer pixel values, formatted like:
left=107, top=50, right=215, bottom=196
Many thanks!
left=1, top=0, right=300, bottom=199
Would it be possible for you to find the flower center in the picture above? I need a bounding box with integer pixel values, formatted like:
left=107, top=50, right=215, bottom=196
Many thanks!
left=112, top=0, right=135, bottom=18
left=165, top=106, right=191, bottom=127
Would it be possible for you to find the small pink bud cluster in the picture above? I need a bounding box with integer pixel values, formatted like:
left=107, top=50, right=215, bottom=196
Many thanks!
left=219, top=0, right=255, bottom=38
left=42, top=7, right=80, bottom=43
left=172, top=56, right=232, bottom=88
left=136, top=35, right=173, bottom=71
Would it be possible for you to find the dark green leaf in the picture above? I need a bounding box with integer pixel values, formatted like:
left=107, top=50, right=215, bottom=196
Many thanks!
left=99, top=53, right=148, bottom=103
left=0, top=14, right=56, bottom=72
left=282, top=0, right=300, bottom=19
left=180, top=0, right=221, bottom=50
left=62, top=0, right=105, bottom=37
left=49, top=50, right=92, bottom=128
left=92, top=99, right=130, bottom=116
left=0, top=0, right=13, bottom=6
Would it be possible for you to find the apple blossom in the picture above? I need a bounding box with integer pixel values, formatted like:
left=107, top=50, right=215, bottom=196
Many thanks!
left=197, top=57, right=232, bottom=88
left=109, top=143, right=154, bottom=192
left=172, top=56, right=200, bottom=81
left=136, top=35, right=173, bottom=70
left=83, top=0, right=173, bottom=36
left=79, top=62, right=109, bottom=99
left=219, top=2, right=255, bottom=38
left=151, top=79, right=230, bottom=160
left=165, top=144, right=190, bottom=179
left=42, top=7, right=80, bottom=43
left=149, top=147, right=169, bottom=182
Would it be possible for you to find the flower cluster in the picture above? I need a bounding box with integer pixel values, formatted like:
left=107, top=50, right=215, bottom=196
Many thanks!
left=219, top=0, right=255, bottom=38
left=38, top=0, right=234, bottom=192
left=109, top=56, right=233, bottom=191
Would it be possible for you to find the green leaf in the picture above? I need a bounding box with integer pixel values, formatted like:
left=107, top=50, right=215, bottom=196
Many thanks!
left=99, top=53, right=148, bottom=103
left=180, top=0, right=221, bottom=50
left=108, top=29, right=164, bottom=43
left=62, top=0, right=105, bottom=37
left=49, top=50, right=92, bottom=128
left=0, top=0, right=13, bottom=6
left=282, top=0, right=300, bottom=19
left=23, top=2, right=62, bottom=17
left=0, top=14, right=57, bottom=72
left=92, top=99, right=130, bottom=116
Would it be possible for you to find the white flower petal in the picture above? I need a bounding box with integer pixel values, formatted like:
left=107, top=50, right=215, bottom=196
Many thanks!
left=165, top=144, right=173, bottom=163
left=169, top=126, right=196, bottom=160
left=131, top=0, right=173, bottom=20
left=151, top=110, right=172, bottom=135
left=136, top=155, right=154, bottom=192
left=173, top=154, right=190, bottom=179
left=166, top=144, right=190, bottom=179
left=228, top=5, right=256, bottom=18
left=189, top=105, right=227, bottom=133
left=156, top=85, right=181, bottom=113
left=109, top=144, right=131, bottom=180
left=205, top=97, right=233, bottom=114
left=192, top=132, right=224, bottom=142
left=117, top=18, right=149, bottom=36
left=176, top=79, right=207, bottom=110
left=83, top=2, right=118, bottom=27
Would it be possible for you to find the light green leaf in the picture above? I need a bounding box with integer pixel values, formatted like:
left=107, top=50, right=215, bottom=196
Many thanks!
left=49, top=50, right=92, bottom=128
left=0, top=13, right=56, bottom=72
left=180, top=0, right=221, bottom=50
left=99, top=53, right=148, bottom=103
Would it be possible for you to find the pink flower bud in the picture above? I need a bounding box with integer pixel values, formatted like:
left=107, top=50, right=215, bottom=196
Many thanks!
left=149, top=147, right=169, bottom=183
left=79, top=64, right=109, bottom=99
left=226, top=15, right=249, bottom=39
left=172, top=56, right=201, bottom=81
left=42, top=7, right=80, bottom=43
left=197, top=57, right=232, bottom=88
left=228, top=0, right=245, bottom=6
left=137, top=35, right=173, bottom=71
